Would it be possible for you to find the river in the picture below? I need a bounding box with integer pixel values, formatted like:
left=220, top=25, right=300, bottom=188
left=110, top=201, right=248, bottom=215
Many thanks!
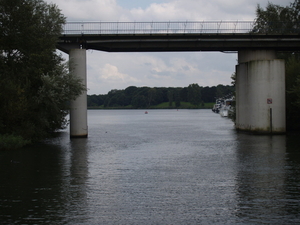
left=1, top=109, right=300, bottom=224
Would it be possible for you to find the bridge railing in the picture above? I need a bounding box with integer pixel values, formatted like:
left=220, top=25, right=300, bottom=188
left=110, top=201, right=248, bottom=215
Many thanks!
left=62, top=21, right=257, bottom=35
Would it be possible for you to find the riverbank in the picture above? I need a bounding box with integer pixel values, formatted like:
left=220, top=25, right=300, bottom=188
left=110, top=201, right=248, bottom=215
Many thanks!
left=88, top=101, right=215, bottom=110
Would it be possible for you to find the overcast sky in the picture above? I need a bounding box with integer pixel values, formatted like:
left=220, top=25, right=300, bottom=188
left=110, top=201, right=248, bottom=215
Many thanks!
left=45, top=0, right=292, bottom=94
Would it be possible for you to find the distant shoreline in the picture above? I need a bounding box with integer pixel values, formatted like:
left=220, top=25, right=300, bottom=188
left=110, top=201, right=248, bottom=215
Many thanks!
left=88, top=102, right=214, bottom=110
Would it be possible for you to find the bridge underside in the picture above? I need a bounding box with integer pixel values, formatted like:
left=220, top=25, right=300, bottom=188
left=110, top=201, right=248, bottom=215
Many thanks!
left=57, top=33, right=300, bottom=137
left=57, top=33, right=300, bottom=53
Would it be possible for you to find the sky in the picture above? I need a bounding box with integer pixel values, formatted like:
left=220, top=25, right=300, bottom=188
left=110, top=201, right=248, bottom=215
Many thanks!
left=45, top=0, right=292, bottom=94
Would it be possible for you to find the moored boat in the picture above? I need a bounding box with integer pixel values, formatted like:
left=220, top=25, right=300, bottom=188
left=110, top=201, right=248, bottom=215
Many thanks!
left=212, top=99, right=222, bottom=113
left=219, top=98, right=234, bottom=117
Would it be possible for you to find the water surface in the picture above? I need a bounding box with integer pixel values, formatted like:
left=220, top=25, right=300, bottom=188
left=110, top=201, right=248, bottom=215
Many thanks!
left=1, top=109, right=300, bottom=224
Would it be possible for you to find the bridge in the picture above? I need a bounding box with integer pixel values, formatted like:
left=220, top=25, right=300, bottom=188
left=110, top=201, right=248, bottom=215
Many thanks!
left=58, top=21, right=300, bottom=52
left=57, top=21, right=300, bottom=137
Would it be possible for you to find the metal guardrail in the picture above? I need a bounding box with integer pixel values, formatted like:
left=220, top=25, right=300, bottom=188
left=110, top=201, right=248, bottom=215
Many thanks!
left=62, top=21, right=257, bottom=35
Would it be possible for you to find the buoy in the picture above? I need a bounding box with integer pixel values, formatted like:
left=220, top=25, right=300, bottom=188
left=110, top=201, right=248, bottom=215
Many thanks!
left=145, top=111, right=148, bottom=114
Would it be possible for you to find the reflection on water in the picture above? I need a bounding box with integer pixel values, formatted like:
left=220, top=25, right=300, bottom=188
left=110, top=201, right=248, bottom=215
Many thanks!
left=1, top=110, right=300, bottom=224
left=235, top=135, right=291, bottom=223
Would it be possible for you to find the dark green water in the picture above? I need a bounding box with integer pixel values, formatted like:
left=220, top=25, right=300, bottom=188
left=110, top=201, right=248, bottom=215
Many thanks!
left=1, top=109, right=300, bottom=224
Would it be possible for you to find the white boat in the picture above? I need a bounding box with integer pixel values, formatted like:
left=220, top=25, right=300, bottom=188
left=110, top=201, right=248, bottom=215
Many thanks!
left=212, top=99, right=222, bottom=113
left=219, top=98, right=234, bottom=117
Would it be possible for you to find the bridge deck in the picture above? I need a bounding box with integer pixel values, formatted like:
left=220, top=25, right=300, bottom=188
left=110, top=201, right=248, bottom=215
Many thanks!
left=57, top=22, right=300, bottom=53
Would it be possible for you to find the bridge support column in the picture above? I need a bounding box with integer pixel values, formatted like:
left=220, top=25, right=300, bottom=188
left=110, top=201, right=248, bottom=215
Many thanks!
left=69, top=49, right=88, bottom=138
left=236, top=50, right=286, bottom=134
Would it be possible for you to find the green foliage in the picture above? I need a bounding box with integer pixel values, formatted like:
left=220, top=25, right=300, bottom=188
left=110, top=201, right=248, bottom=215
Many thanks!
left=168, top=90, right=174, bottom=106
left=215, top=84, right=234, bottom=99
left=147, top=88, right=157, bottom=106
left=252, top=0, right=300, bottom=130
left=131, top=95, right=147, bottom=108
left=174, top=90, right=181, bottom=107
left=231, top=72, right=236, bottom=86
left=187, top=83, right=202, bottom=106
left=0, top=0, right=85, bottom=141
left=0, top=134, right=31, bottom=150
left=152, top=101, right=213, bottom=109
left=252, top=0, right=300, bottom=34
left=286, top=55, right=300, bottom=130
left=252, top=3, right=293, bottom=34
left=88, top=84, right=233, bottom=109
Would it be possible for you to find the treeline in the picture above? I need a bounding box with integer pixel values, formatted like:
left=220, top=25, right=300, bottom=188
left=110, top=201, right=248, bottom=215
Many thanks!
left=88, top=84, right=234, bottom=108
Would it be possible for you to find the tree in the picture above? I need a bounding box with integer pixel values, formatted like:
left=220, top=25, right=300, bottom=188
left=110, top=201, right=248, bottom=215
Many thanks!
left=285, top=55, right=300, bottom=130
left=180, top=87, right=189, bottom=102
left=131, top=95, right=147, bottom=108
left=291, top=0, right=300, bottom=31
left=105, top=89, right=127, bottom=107
left=0, top=0, right=84, bottom=144
left=252, top=3, right=293, bottom=34
left=87, top=84, right=235, bottom=109
left=201, top=86, right=216, bottom=103
left=252, top=0, right=300, bottom=130
left=87, top=94, right=105, bottom=107
left=153, top=88, right=164, bottom=105
left=147, top=88, right=157, bottom=107
left=124, top=86, right=138, bottom=104
left=174, top=89, right=181, bottom=107
left=167, top=90, right=174, bottom=107
left=231, top=72, right=236, bottom=86
left=188, top=83, right=202, bottom=106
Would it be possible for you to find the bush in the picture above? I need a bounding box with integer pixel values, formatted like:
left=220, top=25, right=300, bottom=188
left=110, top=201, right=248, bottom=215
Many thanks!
left=0, top=134, right=31, bottom=150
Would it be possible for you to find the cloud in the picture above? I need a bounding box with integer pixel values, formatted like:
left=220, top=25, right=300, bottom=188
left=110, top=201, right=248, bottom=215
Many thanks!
left=148, top=56, right=198, bottom=79
left=50, top=0, right=291, bottom=94
left=100, top=63, right=139, bottom=83
left=81, top=49, right=237, bottom=94
left=49, top=0, right=293, bottom=22
left=123, top=0, right=277, bottom=21
left=49, top=0, right=128, bottom=21
left=48, top=0, right=291, bottom=22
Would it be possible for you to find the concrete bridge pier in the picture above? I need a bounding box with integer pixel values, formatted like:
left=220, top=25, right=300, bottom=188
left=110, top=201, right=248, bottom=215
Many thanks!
left=69, top=49, right=88, bottom=138
left=235, top=50, right=286, bottom=134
